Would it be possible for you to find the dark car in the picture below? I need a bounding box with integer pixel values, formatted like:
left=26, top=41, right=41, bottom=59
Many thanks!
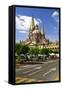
left=20, top=54, right=26, bottom=63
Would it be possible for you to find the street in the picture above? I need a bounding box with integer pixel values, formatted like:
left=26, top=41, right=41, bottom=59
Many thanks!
left=16, top=59, right=59, bottom=83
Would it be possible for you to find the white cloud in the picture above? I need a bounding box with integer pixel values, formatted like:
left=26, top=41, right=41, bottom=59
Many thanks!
left=16, top=15, right=31, bottom=31
left=19, top=30, right=27, bottom=33
left=16, top=15, right=42, bottom=33
left=52, top=11, right=59, bottom=17
left=51, top=11, right=59, bottom=23
left=19, top=30, right=28, bottom=33
left=52, top=11, right=59, bottom=33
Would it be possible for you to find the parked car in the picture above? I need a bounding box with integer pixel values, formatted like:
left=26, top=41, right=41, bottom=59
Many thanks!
left=38, top=54, right=47, bottom=61
left=20, top=54, right=26, bottom=63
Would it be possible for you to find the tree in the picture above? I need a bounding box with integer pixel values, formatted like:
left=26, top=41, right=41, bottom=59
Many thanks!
left=20, top=45, right=30, bottom=55
left=40, top=48, right=49, bottom=55
left=15, top=43, right=30, bottom=63
left=49, top=49, right=53, bottom=54
left=53, top=50, right=59, bottom=54
left=15, top=43, right=21, bottom=55
left=15, top=43, right=30, bottom=55
left=29, top=47, right=39, bottom=55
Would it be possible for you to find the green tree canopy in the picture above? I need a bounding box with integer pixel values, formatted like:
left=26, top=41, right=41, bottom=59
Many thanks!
left=49, top=49, right=53, bottom=53
left=20, top=45, right=30, bottom=55
left=40, top=48, right=49, bottom=55
left=15, top=43, right=30, bottom=55
left=15, top=43, right=21, bottom=55
left=53, top=50, right=59, bottom=54
left=29, top=47, right=39, bottom=55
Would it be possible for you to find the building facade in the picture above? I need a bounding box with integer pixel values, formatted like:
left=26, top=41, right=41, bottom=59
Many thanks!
left=25, top=17, right=59, bottom=51
left=26, top=17, right=49, bottom=45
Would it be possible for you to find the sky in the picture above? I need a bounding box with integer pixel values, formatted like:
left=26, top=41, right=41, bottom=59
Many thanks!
left=15, top=7, right=59, bottom=43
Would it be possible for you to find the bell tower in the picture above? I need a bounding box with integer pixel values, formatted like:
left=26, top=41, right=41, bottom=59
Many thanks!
left=41, top=23, right=45, bottom=38
left=29, top=17, right=35, bottom=40
left=29, top=17, right=35, bottom=31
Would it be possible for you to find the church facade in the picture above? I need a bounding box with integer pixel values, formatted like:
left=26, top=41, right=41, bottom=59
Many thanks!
left=25, top=17, right=49, bottom=46
left=25, top=17, right=59, bottom=51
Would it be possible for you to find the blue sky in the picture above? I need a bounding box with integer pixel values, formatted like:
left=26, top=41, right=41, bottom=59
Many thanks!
left=15, top=7, right=59, bottom=42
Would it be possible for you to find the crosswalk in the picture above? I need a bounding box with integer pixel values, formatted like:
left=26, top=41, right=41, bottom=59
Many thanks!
left=16, top=77, right=36, bottom=83
left=16, top=61, right=59, bottom=83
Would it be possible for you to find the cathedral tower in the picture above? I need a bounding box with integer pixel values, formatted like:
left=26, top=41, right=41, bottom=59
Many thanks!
left=41, top=23, right=45, bottom=38
left=30, top=17, right=35, bottom=30
left=29, top=17, right=35, bottom=40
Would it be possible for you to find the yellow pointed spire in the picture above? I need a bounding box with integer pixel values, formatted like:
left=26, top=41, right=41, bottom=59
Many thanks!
left=42, top=23, right=44, bottom=34
left=41, top=23, right=45, bottom=38
left=29, top=17, right=35, bottom=40
left=30, top=17, right=35, bottom=31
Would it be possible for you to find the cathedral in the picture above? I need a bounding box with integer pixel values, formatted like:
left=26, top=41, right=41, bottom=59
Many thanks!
left=22, top=17, right=59, bottom=51
left=25, top=17, right=49, bottom=47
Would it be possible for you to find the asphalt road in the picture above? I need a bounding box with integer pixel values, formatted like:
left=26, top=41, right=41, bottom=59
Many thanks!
left=16, top=59, right=59, bottom=83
